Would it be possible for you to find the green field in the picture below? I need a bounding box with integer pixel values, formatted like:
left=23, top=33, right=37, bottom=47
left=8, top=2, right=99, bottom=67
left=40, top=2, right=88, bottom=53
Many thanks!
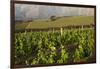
left=15, top=16, right=94, bottom=30
left=14, top=15, right=95, bottom=65
left=15, top=29, right=95, bottom=65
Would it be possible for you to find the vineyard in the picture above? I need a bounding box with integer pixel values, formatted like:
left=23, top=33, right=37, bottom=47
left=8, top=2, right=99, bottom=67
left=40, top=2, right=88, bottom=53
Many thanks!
left=14, top=28, right=95, bottom=65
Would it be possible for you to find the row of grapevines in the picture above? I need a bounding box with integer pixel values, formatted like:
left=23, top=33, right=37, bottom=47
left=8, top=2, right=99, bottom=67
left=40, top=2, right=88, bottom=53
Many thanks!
left=15, top=28, right=95, bottom=65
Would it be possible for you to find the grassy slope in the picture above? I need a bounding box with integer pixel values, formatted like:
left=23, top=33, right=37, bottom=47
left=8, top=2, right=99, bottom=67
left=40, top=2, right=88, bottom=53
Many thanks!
left=15, top=16, right=94, bottom=30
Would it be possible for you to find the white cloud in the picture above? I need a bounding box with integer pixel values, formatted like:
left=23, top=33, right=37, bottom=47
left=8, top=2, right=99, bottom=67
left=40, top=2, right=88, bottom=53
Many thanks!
left=15, top=4, right=94, bottom=20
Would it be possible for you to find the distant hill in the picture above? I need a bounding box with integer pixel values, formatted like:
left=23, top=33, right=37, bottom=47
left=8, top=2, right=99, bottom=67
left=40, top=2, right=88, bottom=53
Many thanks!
left=15, top=16, right=94, bottom=30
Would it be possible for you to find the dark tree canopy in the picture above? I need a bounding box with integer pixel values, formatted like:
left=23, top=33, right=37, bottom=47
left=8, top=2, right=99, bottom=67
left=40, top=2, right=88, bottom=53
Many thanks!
left=50, top=16, right=56, bottom=21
